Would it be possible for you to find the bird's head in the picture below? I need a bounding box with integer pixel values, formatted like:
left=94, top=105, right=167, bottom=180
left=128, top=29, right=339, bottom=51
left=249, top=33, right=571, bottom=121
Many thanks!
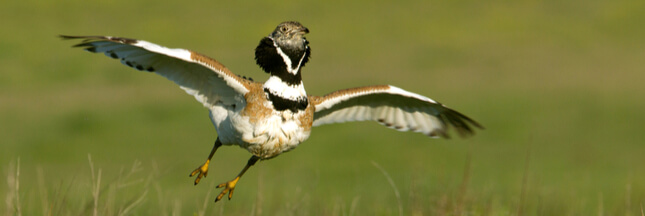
left=270, top=21, right=309, bottom=50
left=255, top=21, right=311, bottom=76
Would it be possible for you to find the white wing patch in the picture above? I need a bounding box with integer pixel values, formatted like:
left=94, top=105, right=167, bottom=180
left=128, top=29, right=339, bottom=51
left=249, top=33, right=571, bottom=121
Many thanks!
left=63, top=35, right=250, bottom=109
left=311, top=85, right=481, bottom=138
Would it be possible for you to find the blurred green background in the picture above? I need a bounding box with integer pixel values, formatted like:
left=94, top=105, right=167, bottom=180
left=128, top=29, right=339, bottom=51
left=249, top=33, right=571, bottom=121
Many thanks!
left=2, top=0, right=644, bottom=215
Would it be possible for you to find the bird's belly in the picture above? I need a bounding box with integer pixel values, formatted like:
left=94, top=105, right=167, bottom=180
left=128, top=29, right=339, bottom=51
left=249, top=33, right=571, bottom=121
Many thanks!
left=243, top=114, right=311, bottom=159
left=212, top=109, right=311, bottom=159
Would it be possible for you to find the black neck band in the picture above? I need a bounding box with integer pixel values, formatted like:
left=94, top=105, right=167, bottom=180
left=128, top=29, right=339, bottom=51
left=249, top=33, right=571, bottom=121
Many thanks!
left=264, top=88, right=308, bottom=112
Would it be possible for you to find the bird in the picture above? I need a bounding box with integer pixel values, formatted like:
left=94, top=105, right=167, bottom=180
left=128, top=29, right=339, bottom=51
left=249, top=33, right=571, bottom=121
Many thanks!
left=61, top=21, right=482, bottom=202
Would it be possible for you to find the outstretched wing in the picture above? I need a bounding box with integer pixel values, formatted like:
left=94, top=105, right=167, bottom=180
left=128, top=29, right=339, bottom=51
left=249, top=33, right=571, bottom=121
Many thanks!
left=61, top=35, right=253, bottom=109
left=309, top=85, right=482, bottom=138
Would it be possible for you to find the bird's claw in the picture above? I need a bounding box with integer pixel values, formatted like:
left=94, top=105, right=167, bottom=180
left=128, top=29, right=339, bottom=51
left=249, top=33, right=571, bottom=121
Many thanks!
left=189, top=161, right=210, bottom=185
left=215, top=178, right=239, bottom=202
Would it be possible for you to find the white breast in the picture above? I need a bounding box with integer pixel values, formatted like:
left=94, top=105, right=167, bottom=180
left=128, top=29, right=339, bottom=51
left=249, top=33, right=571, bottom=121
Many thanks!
left=210, top=105, right=311, bottom=159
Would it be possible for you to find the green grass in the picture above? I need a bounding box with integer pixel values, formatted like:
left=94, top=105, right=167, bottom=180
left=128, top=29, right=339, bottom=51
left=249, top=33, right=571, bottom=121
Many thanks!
left=2, top=0, right=645, bottom=215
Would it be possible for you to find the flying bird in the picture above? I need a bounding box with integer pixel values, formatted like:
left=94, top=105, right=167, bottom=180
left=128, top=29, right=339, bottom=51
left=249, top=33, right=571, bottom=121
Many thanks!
left=61, top=21, right=482, bottom=202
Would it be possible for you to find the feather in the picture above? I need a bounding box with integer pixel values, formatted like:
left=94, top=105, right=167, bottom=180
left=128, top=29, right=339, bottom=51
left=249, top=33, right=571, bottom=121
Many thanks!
left=310, top=85, right=482, bottom=138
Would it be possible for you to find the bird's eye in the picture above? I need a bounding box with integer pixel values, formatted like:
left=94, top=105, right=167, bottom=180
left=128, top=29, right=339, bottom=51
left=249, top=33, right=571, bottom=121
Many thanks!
left=281, top=27, right=287, bottom=32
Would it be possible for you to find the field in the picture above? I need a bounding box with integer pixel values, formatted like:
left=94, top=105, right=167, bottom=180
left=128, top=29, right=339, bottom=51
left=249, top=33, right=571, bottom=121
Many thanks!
left=2, top=0, right=645, bottom=215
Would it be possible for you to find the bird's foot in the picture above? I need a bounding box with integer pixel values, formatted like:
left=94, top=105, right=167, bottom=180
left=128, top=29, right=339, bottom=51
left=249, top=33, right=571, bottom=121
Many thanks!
left=215, top=177, right=240, bottom=202
left=189, top=160, right=210, bottom=185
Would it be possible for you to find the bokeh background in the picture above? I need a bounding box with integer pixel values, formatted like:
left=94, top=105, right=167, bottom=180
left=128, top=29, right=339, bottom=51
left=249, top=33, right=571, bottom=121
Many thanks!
left=2, top=0, right=644, bottom=215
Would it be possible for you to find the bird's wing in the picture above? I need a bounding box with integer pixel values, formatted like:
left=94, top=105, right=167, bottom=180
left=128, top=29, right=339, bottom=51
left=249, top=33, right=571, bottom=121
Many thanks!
left=61, top=35, right=253, bottom=108
left=309, top=85, right=482, bottom=138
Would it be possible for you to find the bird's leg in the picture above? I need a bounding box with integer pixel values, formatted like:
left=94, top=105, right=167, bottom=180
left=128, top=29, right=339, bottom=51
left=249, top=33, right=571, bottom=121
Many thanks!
left=190, top=138, right=223, bottom=185
left=215, top=155, right=260, bottom=202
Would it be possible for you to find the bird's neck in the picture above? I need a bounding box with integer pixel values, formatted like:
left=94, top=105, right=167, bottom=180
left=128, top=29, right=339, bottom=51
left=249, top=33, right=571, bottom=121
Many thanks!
left=257, top=37, right=310, bottom=112
left=255, top=37, right=310, bottom=78
left=263, top=75, right=308, bottom=112
left=261, top=55, right=309, bottom=112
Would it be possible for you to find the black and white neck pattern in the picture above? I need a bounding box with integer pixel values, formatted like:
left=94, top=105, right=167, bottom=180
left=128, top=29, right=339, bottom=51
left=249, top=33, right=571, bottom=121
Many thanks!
left=257, top=36, right=310, bottom=112
left=272, top=39, right=309, bottom=75
left=262, top=70, right=308, bottom=112
left=255, top=37, right=310, bottom=85
left=263, top=78, right=308, bottom=112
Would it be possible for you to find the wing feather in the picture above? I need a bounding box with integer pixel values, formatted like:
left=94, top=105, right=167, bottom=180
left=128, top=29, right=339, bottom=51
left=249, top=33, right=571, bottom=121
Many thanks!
left=61, top=35, right=252, bottom=108
left=403, top=109, right=419, bottom=131
left=392, top=108, right=407, bottom=131
left=310, top=85, right=482, bottom=138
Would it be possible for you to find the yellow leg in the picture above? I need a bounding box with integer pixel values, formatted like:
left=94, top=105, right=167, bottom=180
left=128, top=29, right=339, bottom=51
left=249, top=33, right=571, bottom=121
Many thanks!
left=215, top=156, right=260, bottom=202
left=189, top=138, right=222, bottom=185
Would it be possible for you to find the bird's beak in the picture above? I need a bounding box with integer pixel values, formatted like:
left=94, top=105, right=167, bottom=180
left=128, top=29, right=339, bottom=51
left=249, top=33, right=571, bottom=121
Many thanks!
left=300, top=27, right=309, bottom=34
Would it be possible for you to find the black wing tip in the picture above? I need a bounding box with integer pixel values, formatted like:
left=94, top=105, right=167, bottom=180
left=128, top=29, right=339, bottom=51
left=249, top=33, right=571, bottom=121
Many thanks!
left=59, top=35, right=104, bottom=41
left=440, top=108, right=484, bottom=138
left=60, top=35, right=103, bottom=49
left=59, top=34, right=94, bottom=40
left=59, top=35, right=74, bottom=39
left=59, top=35, right=138, bottom=45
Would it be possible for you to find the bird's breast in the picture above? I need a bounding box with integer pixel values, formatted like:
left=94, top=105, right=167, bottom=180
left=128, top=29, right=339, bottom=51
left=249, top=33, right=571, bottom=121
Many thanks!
left=227, top=84, right=314, bottom=159
left=241, top=110, right=312, bottom=159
